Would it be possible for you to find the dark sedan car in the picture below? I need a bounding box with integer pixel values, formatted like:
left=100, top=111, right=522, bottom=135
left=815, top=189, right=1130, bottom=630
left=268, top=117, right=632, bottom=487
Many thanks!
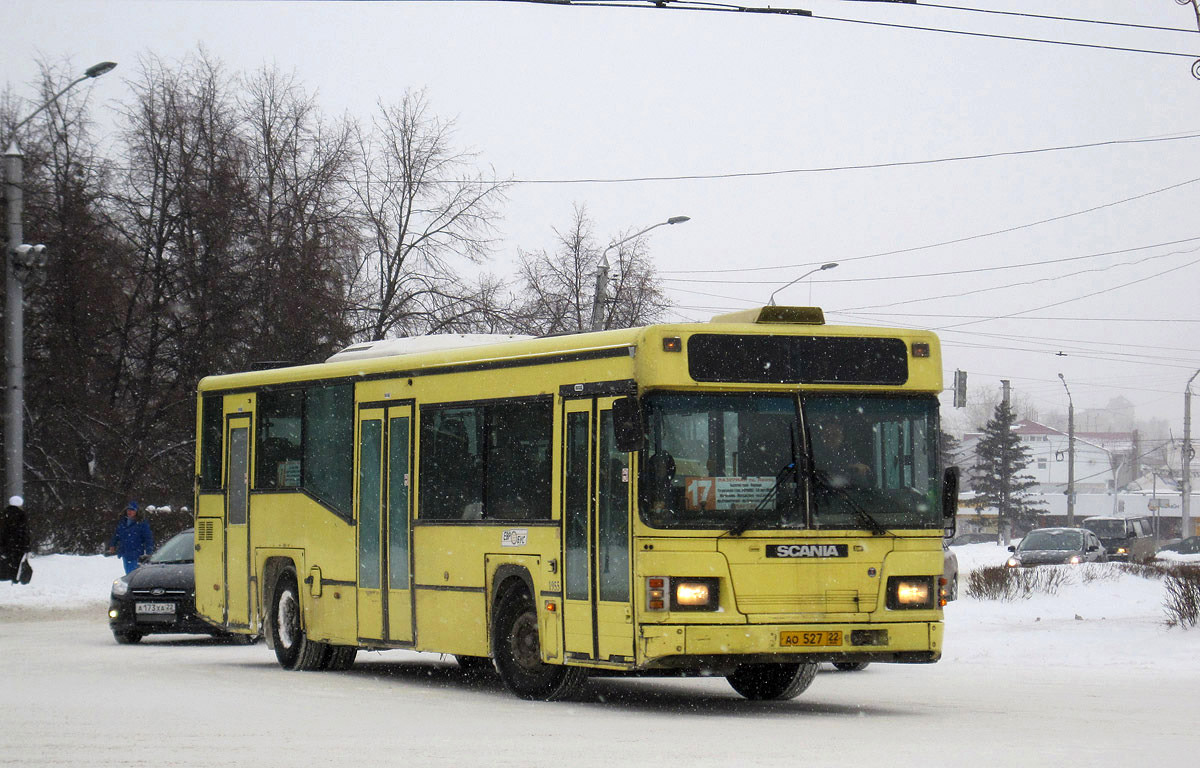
left=1005, top=527, right=1108, bottom=567
left=1158, top=536, right=1200, bottom=556
left=109, top=528, right=252, bottom=644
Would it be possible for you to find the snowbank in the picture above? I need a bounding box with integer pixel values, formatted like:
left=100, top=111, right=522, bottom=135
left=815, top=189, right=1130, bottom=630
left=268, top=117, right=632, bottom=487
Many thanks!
left=0, top=554, right=124, bottom=610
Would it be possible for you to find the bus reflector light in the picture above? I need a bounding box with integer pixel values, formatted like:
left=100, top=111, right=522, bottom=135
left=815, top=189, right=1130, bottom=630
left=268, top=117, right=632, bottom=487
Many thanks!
left=911, top=342, right=930, bottom=358
left=663, top=337, right=682, bottom=352
left=646, top=576, right=667, bottom=611
left=545, top=600, right=557, bottom=612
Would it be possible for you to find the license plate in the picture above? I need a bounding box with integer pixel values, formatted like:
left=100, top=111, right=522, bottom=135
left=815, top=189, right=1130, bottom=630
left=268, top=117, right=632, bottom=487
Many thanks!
left=780, top=630, right=843, bottom=647
left=135, top=602, right=176, bottom=615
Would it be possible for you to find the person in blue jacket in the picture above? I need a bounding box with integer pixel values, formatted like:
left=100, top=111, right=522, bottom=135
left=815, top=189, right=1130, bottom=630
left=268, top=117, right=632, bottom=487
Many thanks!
left=107, top=501, right=154, bottom=574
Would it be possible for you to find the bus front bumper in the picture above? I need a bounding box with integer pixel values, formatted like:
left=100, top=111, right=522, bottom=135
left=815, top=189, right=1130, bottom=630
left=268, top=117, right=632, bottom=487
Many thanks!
left=637, top=620, right=943, bottom=669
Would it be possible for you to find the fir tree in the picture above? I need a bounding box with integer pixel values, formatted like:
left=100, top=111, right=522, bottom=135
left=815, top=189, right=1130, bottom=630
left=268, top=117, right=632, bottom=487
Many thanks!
left=970, top=401, right=1046, bottom=538
left=939, top=429, right=963, bottom=473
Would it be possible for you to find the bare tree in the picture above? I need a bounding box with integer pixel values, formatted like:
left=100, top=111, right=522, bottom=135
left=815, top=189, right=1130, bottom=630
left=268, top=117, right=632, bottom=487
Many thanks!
left=346, top=89, right=507, bottom=340
left=103, top=51, right=246, bottom=512
left=509, top=205, right=671, bottom=335
left=237, top=65, right=357, bottom=364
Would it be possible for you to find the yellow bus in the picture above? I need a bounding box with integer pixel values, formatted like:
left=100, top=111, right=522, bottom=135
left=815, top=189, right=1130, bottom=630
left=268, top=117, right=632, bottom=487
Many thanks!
left=193, top=306, right=958, bottom=700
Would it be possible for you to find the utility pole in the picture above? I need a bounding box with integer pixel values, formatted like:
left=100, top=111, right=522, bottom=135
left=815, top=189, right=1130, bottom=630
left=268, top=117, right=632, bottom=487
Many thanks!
left=5, top=61, right=116, bottom=503
left=589, top=215, right=689, bottom=332
left=1059, top=374, right=1075, bottom=526
left=1000, top=380, right=1011, bottom=540
left=1184, top=369, right=1200, bottom=539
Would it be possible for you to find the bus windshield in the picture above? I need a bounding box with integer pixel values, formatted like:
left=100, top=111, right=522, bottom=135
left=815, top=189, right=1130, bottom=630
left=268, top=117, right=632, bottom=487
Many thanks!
left=639, top=393, right=802, bottom=531
left=805, top=395, right=941, bottom=531
left=638, top=393, right=942, bottom=532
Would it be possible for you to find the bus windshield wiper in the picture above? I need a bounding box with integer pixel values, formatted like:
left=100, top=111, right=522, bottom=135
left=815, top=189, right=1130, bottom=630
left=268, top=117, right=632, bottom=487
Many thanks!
left=807, top=468, right=890, bottom=537
left=725, top=461, right=798, bottom=537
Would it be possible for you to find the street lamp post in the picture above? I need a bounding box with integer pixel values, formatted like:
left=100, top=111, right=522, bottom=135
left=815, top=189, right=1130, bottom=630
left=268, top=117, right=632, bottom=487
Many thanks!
left=1183, top=368, right=1200, bottom=539
left=1058, top=373, right=1075, bottom=526
left=767, top=262, right=838, bottom=306
left=5, top=61, right=116, bottom=502
left=589, top=215, right=689, bottom=332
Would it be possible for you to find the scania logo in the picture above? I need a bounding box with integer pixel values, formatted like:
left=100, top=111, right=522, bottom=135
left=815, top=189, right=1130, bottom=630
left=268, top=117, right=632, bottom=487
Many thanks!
left=151, top=588, right=165, bottom=596
left=766, top=544, right=849, bottom=558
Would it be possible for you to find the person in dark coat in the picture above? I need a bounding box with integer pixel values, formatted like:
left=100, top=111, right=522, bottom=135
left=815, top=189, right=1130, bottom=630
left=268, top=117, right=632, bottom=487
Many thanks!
left=107, top=501, right=154, bottom=574
left=1, top=495, right=31, bottom=583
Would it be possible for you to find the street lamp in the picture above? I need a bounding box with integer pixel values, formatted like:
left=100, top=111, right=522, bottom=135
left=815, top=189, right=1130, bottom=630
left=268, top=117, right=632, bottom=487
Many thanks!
left=5, top=60, right=117, bottom=503
left=1183, top=368, right=1200, bottom=539
left=767, top=262, right=838, bottom=306
left=589, top=215, right=690, bottom=332
left=1058, top=373, right=1076, bottom=526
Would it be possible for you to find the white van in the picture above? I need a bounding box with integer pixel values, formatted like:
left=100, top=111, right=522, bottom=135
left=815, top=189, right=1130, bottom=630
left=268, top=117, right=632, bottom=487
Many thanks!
left=1082, top=516, right=1155, bottom=563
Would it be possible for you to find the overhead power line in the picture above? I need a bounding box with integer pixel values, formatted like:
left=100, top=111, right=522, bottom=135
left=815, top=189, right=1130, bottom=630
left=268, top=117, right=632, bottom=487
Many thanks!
left=838, top=246, right=1200, bottom=314
left=660, top=173, right=1200, bottom=275
left=840, top=313, right=1200, bottom=325
left=510, top=132, right=1200, bottom=185
left=662, top=235, right=1200, bottom=285
left=506, top=0, right=1200, bottom=60
left=837, top=0, right=1197, bottom=34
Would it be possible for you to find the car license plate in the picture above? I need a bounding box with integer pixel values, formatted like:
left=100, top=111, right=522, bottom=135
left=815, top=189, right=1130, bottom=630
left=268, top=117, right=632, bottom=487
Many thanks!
left=780, top=630, right=842, bottom=647
left=135, top=602, right=175, bottom=615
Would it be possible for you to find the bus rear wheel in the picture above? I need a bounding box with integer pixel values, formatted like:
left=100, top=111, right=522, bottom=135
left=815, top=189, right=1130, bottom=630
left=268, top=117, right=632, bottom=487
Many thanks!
left=726, top=662, right=817, bottom=700
left=269, top=568, right=329, bottom=671
left=492, top=588, right=585, bottom=701
left=325, top=645, right=358, bottom=671
left=455, top=655, right=494, bottom=679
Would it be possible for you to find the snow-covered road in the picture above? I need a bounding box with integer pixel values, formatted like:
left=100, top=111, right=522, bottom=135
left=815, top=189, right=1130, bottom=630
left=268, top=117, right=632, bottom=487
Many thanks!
left=2, top=548, right=1196, bottom=767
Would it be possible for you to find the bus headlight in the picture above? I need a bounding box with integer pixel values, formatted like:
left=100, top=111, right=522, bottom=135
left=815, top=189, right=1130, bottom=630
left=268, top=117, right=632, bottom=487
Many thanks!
left=645, top=577, right=720, bottom=612
left=675, top=581, right=712, bottom=608
left=887, top=576, right=935, bottom=610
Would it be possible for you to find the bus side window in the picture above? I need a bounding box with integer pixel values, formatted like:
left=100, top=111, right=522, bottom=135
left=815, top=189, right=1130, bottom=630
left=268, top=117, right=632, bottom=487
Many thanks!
left=420, top=409, right=484, bottom=520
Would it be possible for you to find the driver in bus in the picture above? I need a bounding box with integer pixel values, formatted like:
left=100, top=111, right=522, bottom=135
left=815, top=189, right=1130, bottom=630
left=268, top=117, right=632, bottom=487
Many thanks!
left=812, top=420, right=872, bottom=489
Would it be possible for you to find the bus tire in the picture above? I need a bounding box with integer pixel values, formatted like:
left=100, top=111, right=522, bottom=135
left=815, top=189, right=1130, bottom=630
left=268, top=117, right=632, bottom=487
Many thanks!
left=492, top=588, right=585, bottom=701
left=269, top=568, right=328, bottom=671
left=726, top=662, right=817, bottom=701
left=833, top=661, right=870, bottom=672
left=455, top=655, right=495, bottom=678
left=325, top=645, right=358, bottom=671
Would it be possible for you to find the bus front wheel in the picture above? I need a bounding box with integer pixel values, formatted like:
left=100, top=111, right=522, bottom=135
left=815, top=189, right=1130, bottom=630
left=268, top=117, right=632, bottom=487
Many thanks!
left=269, top=568, right=329, bottom=671
left=726, top=662, right=817, bottom=701
left=492, top=588, right=585, bottom=701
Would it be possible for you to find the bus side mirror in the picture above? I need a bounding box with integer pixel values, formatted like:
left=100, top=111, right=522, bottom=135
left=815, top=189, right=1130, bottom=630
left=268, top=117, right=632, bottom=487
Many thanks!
left=612, top=396, right=643, bottom=453
left=941, top=466, right=959, bottom=538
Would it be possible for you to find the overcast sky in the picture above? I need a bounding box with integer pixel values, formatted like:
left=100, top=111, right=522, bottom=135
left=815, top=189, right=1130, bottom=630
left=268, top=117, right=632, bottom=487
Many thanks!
left=4, top=0, right=1199, bottom=433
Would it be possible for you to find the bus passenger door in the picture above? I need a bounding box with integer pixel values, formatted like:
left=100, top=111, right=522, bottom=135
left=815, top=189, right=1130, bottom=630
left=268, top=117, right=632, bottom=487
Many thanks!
left=225, top=416, right=252, bottom=628
left=356, top=404, right=414, bottom=644
left=386, top=405, right=414, bottom=643
left=562, top=401, right=594, bottom=658
left=562, top=397, right=635, bottom=664
left=356, top=408, right=385, bottom=642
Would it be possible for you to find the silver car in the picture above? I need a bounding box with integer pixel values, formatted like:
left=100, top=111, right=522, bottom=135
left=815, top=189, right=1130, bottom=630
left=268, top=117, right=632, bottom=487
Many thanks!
left=1005, top=527, right=1107, bottom=567
left=942, top=539, right=958, bottom=601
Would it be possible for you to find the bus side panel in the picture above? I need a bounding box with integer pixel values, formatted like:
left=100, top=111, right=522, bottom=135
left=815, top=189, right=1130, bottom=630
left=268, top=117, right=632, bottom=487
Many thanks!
left=411, top=525, right=489, bottom=655
left=412, top=525, right=562, bottom=657
left=194, top=507, right=225, bottom=625
left=250, top=495, right=359, bottom=646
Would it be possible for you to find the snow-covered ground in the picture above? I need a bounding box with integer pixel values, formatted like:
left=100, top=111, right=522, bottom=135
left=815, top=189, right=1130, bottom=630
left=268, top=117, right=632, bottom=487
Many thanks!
left=2, top=545, right=1197, bottom=766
